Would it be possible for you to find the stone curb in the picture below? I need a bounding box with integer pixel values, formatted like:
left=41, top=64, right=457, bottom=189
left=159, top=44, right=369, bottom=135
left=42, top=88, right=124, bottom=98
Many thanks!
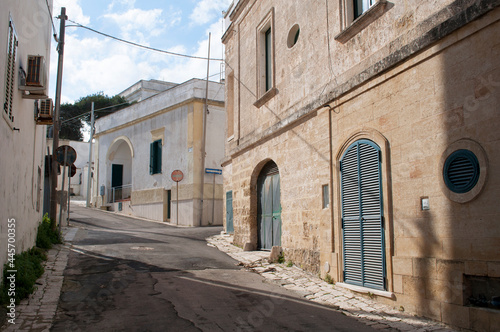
left=1, top=227, right=73, bottom=332
left=207, top=234, right=458, bottom=332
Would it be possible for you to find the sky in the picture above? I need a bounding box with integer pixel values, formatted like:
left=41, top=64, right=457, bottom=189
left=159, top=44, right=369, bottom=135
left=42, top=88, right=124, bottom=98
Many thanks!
left=50, top=0, right=232, bottom=104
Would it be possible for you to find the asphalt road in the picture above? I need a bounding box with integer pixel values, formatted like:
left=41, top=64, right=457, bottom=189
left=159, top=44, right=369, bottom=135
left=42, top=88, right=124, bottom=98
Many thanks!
left=51, top=205, right=375, bottom=332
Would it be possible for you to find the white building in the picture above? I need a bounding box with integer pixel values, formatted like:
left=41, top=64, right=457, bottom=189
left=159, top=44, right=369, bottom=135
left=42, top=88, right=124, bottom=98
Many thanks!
left=93, top=79, right=225, bottom=226
left=0, top=0, right=53, bottom=277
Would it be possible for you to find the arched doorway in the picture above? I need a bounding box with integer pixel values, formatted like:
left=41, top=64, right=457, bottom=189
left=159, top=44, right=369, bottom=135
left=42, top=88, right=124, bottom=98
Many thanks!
left=257, top=161, right=281, bottom=250
left=340, top=139, right=385, bottom=290
left=106, top=138, right=133, bottom=202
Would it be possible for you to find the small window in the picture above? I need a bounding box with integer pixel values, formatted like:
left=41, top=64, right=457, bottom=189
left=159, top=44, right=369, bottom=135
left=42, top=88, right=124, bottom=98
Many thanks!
left=443, top=149, right=480, bottom=194
left=322, top=184, right=330, bottom=209
left=336, top=0, right=389, bottom=43
left=4, top=17, right=18, bottom=123
left=255, top=8, right=276, bottom=105
left=150, top=139, right=162, bottom=174
left=287, top=24, right=300, bottom=48
left=353, top=0, right=375, bottom=20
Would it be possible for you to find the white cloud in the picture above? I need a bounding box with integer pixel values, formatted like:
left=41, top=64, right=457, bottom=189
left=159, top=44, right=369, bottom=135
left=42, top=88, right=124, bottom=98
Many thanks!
left=49, top=1, right=227, bottom=103
left=103, top=8, right=169, bottom=41
left=190, top=0, right=232, bottom=26
left=158, top=20, right=226, bottom=84
left=53, top=0, right=90, bottom=25
left=107, top=0, right=136, bottom=12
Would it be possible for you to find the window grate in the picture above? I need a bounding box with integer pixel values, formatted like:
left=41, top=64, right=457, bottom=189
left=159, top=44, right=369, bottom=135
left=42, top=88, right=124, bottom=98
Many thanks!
left=443, top=150, right=480, bottom=194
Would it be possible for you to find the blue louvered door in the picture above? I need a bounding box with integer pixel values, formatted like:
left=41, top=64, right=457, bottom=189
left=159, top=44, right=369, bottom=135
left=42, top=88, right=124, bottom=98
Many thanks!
left=341, top=140, right=385, bottom=290
left=257, top=161, right=281, bottom=250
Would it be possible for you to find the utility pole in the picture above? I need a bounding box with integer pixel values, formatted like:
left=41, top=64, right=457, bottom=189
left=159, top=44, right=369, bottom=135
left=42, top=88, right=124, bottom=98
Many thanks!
left=199, top=33, right=211, bottom=226
left=49, top=7, right=67, bottom=227
left=86, top=102, right=94, bottom=207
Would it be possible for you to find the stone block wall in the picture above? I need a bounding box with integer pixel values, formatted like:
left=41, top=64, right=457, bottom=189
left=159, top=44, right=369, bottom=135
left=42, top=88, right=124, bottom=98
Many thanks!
left=223, top=1, right=500, bottom=329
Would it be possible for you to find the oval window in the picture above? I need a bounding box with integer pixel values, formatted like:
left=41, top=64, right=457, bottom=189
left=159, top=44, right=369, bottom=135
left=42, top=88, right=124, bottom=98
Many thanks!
left=287, top=24, right=300, bottom=48
left=443, top=149, right=480, bottom=194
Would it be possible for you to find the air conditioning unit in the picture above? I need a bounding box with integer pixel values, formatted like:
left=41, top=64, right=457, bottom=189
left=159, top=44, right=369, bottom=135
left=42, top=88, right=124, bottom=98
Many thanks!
left=19, top=55, right=48, bottom=99
left=39, top=99, right=53, bottom=118
left=35, top=98, right=53, bottom=125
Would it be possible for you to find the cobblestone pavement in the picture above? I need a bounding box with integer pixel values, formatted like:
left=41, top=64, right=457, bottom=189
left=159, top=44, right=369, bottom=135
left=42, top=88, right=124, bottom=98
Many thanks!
left=207, top=233, right=458, bottom=332
left=1, top=228, right=75, bottom=332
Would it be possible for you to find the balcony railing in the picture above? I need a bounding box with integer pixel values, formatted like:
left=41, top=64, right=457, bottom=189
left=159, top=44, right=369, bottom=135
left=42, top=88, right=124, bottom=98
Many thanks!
left=108, top=184, right=132, bottom=203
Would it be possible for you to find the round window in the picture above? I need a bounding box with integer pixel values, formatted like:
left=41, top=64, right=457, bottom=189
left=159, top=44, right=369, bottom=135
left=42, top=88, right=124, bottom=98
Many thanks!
left=443, top=149, right=480, bottom=194
left=287, top=24, right=300, bottom=48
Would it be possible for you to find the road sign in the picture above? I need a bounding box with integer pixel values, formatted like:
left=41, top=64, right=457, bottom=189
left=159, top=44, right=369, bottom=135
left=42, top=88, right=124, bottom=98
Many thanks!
left=55, top=145, right=77, bottom=166
left=205, top=168, right=222, bottom=175
left=171, top=170, right=184, bottom=182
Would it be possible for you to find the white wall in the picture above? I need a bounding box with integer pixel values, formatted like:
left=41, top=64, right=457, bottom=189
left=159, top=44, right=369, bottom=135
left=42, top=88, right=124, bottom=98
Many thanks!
left=0, top=0, right=53, bottom=278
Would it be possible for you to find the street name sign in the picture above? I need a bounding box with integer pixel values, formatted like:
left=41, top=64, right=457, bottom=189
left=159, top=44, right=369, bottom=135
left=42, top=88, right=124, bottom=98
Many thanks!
left=205, top=168, right=222, bottom=175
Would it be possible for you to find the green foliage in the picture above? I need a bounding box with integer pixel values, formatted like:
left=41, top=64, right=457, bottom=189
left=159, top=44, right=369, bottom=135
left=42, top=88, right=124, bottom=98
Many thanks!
left=0, top=248, right=46, bottom=305
left=277, top=253, right=285, bottom=264
left=286, top=261, right=293, bottom=267
left=36, top=214, right=61, bottom=249
left=324, top=273, right=334, bottom=285
left=0, top=215, right=62, bottom=307
left=56, top=92, right=129, bottom=141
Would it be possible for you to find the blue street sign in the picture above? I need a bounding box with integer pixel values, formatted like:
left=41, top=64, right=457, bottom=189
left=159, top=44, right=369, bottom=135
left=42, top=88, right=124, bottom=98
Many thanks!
left=205, top=168, right=222, bottom=175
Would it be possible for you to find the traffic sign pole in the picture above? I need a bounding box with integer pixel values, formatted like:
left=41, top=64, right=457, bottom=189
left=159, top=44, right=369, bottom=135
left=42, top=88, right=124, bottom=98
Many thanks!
left=171, top=170, right=184, bottom=225
left=67, top=166, right=71, bottom=225
left=58, top=146, right=67, bottom=233
left=176, top=181, right=179, bottom=225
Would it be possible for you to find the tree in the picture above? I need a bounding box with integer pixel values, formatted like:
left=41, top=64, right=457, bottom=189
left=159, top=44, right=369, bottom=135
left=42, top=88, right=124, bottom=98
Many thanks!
left=56, top=93, right=130, bottom=141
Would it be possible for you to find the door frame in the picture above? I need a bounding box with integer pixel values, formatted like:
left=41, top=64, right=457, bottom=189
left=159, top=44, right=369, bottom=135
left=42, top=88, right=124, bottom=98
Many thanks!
left=334, top=129, right=394, bottom=293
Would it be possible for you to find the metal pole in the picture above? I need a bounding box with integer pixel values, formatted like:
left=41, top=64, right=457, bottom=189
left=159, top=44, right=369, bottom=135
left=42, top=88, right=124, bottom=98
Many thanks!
left=211, top=173, right=216, bottom=225
left=86, top=102, right=95, bottom=207
left=176, top=181, right=179, bottom=225
left=49, top=7, right=67, bottom=226
left=67, top=164, right=71, bottom=225
left=59, top=146, right=67, bottom=233
left=199, top=32, right=211, bottom=226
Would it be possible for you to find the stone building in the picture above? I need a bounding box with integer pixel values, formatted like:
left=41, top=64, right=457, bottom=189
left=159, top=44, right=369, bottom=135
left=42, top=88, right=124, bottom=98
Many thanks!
left=93, top=79, right=225, bottom=226
left=0, top=0, right=54, bottom=277
left=222, top=0, right=500, bottom=330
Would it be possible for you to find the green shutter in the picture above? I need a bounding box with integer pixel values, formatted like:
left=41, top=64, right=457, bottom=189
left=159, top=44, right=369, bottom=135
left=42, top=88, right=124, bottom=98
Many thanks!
left=341, top=140, right=385, bottom=290
left=149, top=142, right=154, bottom=174
left=150, top=140, right=162, bottom=174
left=156, top=140, right=162, bottom=174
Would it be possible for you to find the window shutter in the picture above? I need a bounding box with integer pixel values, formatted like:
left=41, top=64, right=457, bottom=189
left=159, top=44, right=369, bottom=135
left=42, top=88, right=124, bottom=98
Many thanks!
left=4, top=19, right=17, bottom=122
left=156, top=140, right=162, bottom=173
left=358, top=142, right=384, bottom=290
left=341, top=143, right=363, bottom=286
left=341, top=140, right=385, bottom=290
left=149, top=142, right=154, bottom=174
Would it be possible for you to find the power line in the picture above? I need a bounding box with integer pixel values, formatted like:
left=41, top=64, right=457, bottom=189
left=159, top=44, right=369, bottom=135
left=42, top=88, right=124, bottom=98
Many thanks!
left=66, top=19, right=223, bottom=62
left=45, top=0, right=58, bottom=41
left=60, top=101, right=130, bottom=125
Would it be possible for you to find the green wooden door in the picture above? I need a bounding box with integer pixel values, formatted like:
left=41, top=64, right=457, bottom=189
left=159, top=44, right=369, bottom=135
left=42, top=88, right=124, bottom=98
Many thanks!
left=226, top=191, right=234, bottom=233
left=257, top=161, right=281, bottom=250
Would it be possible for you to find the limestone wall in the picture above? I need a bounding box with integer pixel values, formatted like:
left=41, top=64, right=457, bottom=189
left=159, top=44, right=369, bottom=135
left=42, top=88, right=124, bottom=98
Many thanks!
left=223, top=0, right=500, bottom=329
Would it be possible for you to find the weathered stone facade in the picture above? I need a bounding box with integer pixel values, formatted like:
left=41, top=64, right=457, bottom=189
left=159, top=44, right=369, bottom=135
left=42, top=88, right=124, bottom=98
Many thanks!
left=222, top=0, right=500, bottom=330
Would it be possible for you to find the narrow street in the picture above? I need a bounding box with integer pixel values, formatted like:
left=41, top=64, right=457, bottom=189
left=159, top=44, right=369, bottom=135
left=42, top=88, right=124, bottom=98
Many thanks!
left=51, top=205, right=375, bottom=331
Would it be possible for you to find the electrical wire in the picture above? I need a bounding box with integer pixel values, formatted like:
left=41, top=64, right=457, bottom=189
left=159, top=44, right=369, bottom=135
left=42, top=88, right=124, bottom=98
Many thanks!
left=60, top=101, right=130, bottom=124
left=45, top=0, right=58, bottom=41
left=66, top=19, right=223, bottom=62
